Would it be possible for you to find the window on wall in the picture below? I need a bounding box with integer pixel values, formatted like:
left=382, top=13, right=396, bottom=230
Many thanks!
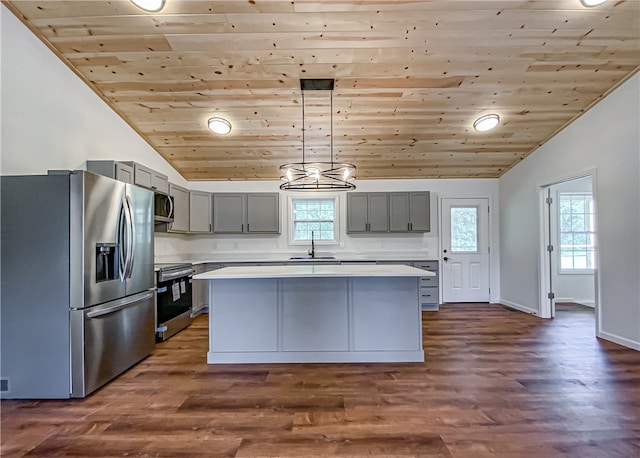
left=559, top=192, right=596, bottom=272
left=290, top=197, right=338, bottom=244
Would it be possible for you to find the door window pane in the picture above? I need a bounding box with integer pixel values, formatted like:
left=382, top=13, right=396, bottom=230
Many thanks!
left=450, top=206, right=478, bottom=252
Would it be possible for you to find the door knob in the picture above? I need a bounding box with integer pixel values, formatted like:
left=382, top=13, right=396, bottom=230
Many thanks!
left=443, top=256, right=450, bottom=261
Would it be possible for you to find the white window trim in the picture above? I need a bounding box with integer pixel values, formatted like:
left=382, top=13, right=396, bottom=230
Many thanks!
left=287, top=193, right=341, bottom=247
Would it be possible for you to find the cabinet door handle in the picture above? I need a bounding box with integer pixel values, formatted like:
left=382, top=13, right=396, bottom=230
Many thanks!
left=247, top=223, right=250, bottom=232
left=241, top=223, right=244, bottom=232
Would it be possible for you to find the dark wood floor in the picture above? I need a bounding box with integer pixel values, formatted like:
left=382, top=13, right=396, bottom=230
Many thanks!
left=2, top=303, right=639, bottom=457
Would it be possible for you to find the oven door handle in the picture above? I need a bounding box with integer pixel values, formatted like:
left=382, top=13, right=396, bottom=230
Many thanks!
left=158, top=268, right=193, bottom=282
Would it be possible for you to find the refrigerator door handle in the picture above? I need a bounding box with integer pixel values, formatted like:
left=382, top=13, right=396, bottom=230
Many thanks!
left=118, top=197, right=127, bottom=282
left=86, top=291, right=154, bottom=318
left=124, top=195, right=135, bottom=279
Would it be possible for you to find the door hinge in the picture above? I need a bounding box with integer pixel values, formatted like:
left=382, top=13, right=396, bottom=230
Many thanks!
left=548, top=292, right=555, bottom=299
left=547, top=245, right=554, bottom=252
left=546, top=197, right=553, bottom=205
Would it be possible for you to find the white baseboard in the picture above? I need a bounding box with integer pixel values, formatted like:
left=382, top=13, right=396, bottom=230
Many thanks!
left=499, top=299, right=539, bottom=316
left=597, top=331, right=640, bottom=351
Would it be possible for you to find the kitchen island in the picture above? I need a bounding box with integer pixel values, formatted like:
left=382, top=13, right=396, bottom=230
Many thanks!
left=193, top=264, right=433, bottom=364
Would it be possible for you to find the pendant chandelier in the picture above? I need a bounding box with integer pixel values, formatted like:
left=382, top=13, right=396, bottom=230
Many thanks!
left=280, top=79, right=356, bottom=191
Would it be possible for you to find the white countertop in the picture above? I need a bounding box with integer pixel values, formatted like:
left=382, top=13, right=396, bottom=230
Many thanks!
left=193, top=264, right=434, bottom=280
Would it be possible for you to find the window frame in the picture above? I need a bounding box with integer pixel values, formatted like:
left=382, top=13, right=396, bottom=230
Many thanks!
left=287, top=193, right=340, bottom=246
left=557, top=191, right=596, bottom=275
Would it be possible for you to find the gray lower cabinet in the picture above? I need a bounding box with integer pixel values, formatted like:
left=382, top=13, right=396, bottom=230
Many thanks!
left=413, top=261, right=439, bottom=310
left=189, top=191, right=212, bottom=233
left=377, top=260, right=439, bottom=310
left=389, top=192, right=430, bottom=232
left=168, top=183, right=189, bottom=233
left=213, top=193, right=280, bottom=234
left=347, top=193, right=389, bottom=233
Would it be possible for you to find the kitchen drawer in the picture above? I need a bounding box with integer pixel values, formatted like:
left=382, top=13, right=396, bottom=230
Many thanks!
left=414, top=261, right=438, bottom=271
left=420, top=287, right=438, bottom=304
left=419, top=275, right=438, bottom=287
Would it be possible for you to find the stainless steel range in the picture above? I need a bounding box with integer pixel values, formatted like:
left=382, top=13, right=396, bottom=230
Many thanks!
left=154, top=263, right=193, bottom=341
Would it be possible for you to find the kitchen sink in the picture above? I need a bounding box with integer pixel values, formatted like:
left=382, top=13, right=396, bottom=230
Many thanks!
left=289, top=256, right=336, bottom=260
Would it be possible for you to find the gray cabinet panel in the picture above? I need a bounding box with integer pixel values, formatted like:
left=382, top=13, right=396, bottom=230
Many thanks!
left=247, top=193, right=280, bottom=233
left=409, top=192, right=430, bottom=232
left=133, top=163, right=153, bottom=189
left=189, top=191, right=212, bottom=233
left=168, top=183, right=189, bottom=232
left=346, top=193, right=369, bottom=232
left=389, top=193, right=410, bottom=232
left=367, top=193, right=389, bottom=232
left=115, top=163, right=134, bottom=184
left=213, top=194, right=245, bottom=233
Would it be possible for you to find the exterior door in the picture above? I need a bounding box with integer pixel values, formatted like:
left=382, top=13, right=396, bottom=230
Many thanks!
left=441, top=198, right=490, bottom=302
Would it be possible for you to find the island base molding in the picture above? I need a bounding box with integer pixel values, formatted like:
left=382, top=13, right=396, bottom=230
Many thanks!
left=207, top=350, right=424, bottom=364
left=207, top=275, right=425, bottom=364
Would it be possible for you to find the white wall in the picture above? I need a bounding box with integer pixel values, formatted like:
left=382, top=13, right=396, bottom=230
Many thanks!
left=0, top=6, right=187, bottom=186
left=550, top=177, right=595, bottom=307
left=499, top=73, right=640, bottom=349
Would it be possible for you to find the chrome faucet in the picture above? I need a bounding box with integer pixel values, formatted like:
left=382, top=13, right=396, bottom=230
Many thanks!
left=308, top=231, right=315, bottom=259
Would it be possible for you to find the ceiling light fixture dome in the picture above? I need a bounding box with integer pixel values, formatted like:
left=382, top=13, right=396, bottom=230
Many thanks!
left=279, top=79, right=356, bottom=191
left=473, top=114, right=500, bottom=132
left=580, top=0, right=607, bottom=7
left=130, top=0, right=166, bottom=12
left=207, top=117, right=232, bottom=135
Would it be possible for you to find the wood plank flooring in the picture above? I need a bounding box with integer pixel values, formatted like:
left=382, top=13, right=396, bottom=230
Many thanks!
left=2, top=303, right=639, bottom=457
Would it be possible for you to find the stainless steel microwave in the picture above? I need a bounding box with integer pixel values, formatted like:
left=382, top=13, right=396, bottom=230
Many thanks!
left=154, top=192, right=174, bottom=223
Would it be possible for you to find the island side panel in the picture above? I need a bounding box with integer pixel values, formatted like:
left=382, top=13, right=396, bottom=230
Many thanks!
left=209, top=278, right=278, bottom=354
left=351, top=277, right=422, bottom=352
left=281, top=277, right=349, bottom=352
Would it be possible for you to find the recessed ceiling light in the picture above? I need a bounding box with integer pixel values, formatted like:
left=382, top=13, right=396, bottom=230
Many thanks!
left=473, top=114, right=500, bottom=132
left=207, top=117, right=232, bottom=135
left=580, top=0, right=607, bottom=7
left=130, top=0, right=165, bottom=12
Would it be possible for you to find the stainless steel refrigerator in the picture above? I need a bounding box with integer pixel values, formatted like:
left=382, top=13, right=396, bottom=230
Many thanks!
left=1, top=170, right=155, bottom=398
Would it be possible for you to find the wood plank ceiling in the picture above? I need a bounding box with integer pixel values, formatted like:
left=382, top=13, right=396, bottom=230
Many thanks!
left=5, top=0, right=639, bottom=180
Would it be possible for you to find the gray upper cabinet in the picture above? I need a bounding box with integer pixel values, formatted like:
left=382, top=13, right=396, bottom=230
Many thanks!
left=346, top=193, right=368, bottom=232
left=347, top=193, right=389, bottom=233
left=86, top=160, right=134, bottom=184
left=389, top=193, right=410, bottom=232
left=247, top=194, right=280, bottom=233
left=87, top=160, right=168, bottom=193
left=409, top=192, right=430, bottom=232
left=189, top=191, right=212, bottom=233
left=389, top=192, right=430, bottom=232
left=213, top=193, right=280, bottom=234
left=132, top=163, right=169, bottom=194
left=168, top=183, right=189, bottom=233
left=213, top=194, right=245, bottom=233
